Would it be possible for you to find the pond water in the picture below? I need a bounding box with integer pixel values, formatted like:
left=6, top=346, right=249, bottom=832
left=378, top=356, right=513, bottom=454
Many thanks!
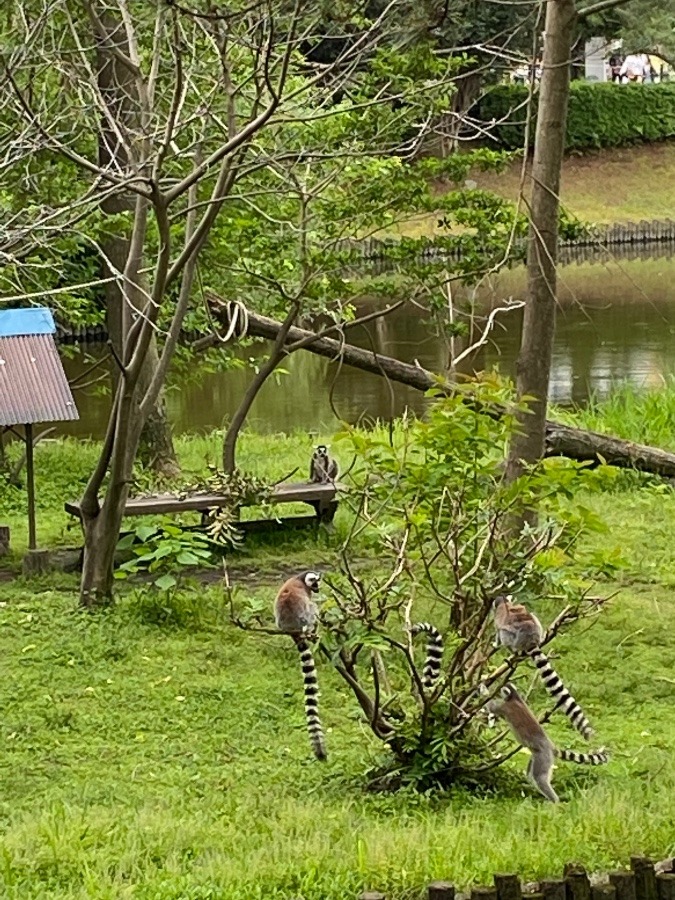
left=58, top=252, right=675, bottom=439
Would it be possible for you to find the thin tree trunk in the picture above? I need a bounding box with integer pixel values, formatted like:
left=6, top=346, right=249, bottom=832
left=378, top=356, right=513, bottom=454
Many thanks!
left=222, top=349, right=286, bottom=475
left=79, top=9, right=150, bottom=605
left=102, top=236, right=179, bottom=477
left=136, top=336, right=180, bottom=476
left=80, top=392, right=143, bottom=607
left=505, top=0, right=577, bottom=481
left=222, top=304, right=300, bottom=474
left=96, top=8, right=179, bottom=479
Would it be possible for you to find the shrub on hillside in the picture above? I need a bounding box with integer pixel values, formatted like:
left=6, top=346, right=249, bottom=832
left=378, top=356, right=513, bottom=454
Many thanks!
left=478, top=82, right=675, bottom=150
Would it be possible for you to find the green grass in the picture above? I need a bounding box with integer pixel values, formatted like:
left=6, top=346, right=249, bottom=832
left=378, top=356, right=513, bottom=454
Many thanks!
left=3, top=380, right=673, bottom=560
left=0, top=428, right=348, bottom=562
left=0, top=544, right=674, bottom=898
left=555, top=377, right=675, bottom=452
left=474, top=142, right=675, bottom=226
left=393, top=143, right=675, bottom=238
left=1, top=415, right=675, bottom=897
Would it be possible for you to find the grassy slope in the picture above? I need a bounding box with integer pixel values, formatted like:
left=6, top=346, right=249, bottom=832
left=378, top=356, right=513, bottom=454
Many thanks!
left=474, top=143, right=675, bottom=225
left=1, top=432, right=675, bottom=899
left=395, top=142, right=675, bottom=239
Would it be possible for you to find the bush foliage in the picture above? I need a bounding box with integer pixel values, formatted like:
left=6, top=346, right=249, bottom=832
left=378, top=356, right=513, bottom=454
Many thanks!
left=234, top=380, right=619, bottom=790
left=478, top=82, right=675, bottom=150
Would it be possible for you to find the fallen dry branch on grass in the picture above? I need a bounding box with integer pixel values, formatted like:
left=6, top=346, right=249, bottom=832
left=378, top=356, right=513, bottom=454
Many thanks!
left=206, top=299, right=675, bottom=479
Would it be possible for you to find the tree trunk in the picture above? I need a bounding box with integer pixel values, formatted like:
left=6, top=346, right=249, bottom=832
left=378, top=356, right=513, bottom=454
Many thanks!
left=440, top=70, right=483, bottom=155
left=104, top=248, right=180, bottom=477
left=0, top=430, right=8, bottom=477
left=96, top=9, right=179, bottom=479
left=136, top=336, right=180, bottom=477
left=79, top=384, right=144, bottom=605
left=80, top=503, right=123, bottom=607
left=222, top=305, right=300, bottom=473
left=505, top=0, right=577, bottom=482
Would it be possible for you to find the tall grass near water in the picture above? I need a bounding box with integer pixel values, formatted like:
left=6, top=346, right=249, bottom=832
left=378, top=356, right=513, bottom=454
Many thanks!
left=557, top=377, right=675, bottom=451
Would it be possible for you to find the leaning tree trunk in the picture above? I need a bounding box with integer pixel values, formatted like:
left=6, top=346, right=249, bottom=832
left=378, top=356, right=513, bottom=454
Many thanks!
left=505, top=0, right=577, bottom=482
left=222, top=304, right=300, bottom=474
left=79, top=389, right=144, bottom=606
left=96, top=9, right=179, bottom=479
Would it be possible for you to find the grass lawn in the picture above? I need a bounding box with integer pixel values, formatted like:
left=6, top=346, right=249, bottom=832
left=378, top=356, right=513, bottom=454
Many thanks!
left=394, top=143, right=675, bottom=239
left=1, top=426, right=674, bottom=899
left=473, top=143, right=675, bottom=225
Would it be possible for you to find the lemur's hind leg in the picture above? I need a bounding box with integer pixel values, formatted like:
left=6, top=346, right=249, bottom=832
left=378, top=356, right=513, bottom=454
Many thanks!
left=527, top=752, right=560, bottom=803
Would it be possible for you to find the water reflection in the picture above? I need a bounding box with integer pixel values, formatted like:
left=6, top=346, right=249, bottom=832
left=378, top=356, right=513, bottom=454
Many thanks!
left=59, top=256, right=675, bottom=439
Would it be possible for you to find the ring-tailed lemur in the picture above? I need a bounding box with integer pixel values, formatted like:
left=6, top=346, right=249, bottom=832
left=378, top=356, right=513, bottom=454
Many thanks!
left=487, top=682, right=608, bottom=803
left=309, top=445, right=338, bottom=484
left=410, top=622, right=444, bottom=688
left=274, top=571, right=327, bottom=761
left=493, top=595, right=594, bottom=740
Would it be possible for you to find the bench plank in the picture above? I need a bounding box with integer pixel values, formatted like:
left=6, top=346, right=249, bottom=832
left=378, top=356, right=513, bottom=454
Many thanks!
left=65, top=481, right=344, bottom=519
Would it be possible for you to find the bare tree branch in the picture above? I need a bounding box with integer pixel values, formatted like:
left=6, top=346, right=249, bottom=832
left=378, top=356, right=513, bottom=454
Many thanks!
left=577, top=0, right=635, bottom=21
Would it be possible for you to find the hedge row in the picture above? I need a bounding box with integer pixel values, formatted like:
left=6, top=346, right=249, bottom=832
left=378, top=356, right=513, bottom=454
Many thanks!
left=478, top=81, right=675, bottom=150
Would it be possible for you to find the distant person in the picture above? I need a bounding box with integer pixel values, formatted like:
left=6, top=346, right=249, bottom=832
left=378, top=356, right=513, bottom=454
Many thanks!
left=640, top=52, right=654, bottom=82
left=609, top=53, right=623, bottom=82
left=620, top=53, right=645, bottom=82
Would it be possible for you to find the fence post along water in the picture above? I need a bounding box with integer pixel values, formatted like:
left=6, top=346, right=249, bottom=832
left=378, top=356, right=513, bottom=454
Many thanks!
left=357, top=855, right=675, bottom=900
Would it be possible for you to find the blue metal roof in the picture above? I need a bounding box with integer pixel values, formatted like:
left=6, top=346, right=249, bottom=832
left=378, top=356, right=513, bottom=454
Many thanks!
left=0, top=307, right=56, bottom=338
left=0, top=307, right=79, bottom=425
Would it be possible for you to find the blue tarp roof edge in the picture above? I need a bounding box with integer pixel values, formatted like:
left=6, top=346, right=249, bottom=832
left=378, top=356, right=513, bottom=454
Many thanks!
left=0, top=307, right=56, bottom=338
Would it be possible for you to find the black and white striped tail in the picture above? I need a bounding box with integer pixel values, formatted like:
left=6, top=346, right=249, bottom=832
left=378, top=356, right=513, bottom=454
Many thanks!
left=558, top=748, right=609, bottom=765
left=410, top=622, right=444, bottom=688
left=296, top=639, right=327, bottom=761
left=530, top=649, right=594, bottom=741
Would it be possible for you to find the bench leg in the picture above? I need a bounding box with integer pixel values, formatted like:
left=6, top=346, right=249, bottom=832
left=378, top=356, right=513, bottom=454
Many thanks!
left=311, top=500, right=339, bottom=524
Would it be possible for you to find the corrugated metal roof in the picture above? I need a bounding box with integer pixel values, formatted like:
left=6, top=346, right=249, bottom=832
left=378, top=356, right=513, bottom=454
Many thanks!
left=0, top=333, right=79, bottom=426
left=0, top=306, right=56, bottom=337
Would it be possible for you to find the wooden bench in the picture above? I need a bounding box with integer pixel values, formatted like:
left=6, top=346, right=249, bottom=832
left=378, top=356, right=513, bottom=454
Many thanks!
left=64, top=481, right=344, bottom=532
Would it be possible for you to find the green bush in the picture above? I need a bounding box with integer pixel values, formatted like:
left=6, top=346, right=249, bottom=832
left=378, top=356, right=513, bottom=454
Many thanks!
left=478, top=81, right=675, bottom=150
left=234, top=380, right=620, bottom=790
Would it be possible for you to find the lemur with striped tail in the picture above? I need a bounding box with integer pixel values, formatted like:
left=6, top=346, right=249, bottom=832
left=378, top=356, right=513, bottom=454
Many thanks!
left=410, top=622, right=444, bottom=688
left=274, top=571, right=327, bottom=761
left=487, top=682, right=608, bottom=803
left=493, top=595, right=594, bottom=740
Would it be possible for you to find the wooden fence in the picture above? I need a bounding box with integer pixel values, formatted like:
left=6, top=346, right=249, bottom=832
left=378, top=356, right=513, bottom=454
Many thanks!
left=557, top=240, right=675, bottom=266
left=334, top=219, right=675, bottom=265
left=358, top=856, right=675, bottom=900
left=56, top=321, right=205, bottom=345
left=573, top=220, right=675, bottom=247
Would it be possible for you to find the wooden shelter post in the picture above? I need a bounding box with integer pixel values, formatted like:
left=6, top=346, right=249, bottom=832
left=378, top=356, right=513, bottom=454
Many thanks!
left=0, top=306, right=79, bottom=569
left=25, top=423, right=37, bottom=550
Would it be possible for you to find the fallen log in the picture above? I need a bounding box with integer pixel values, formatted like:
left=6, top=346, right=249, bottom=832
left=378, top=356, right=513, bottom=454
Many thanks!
left=207, top=301, right=675, bottom=479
